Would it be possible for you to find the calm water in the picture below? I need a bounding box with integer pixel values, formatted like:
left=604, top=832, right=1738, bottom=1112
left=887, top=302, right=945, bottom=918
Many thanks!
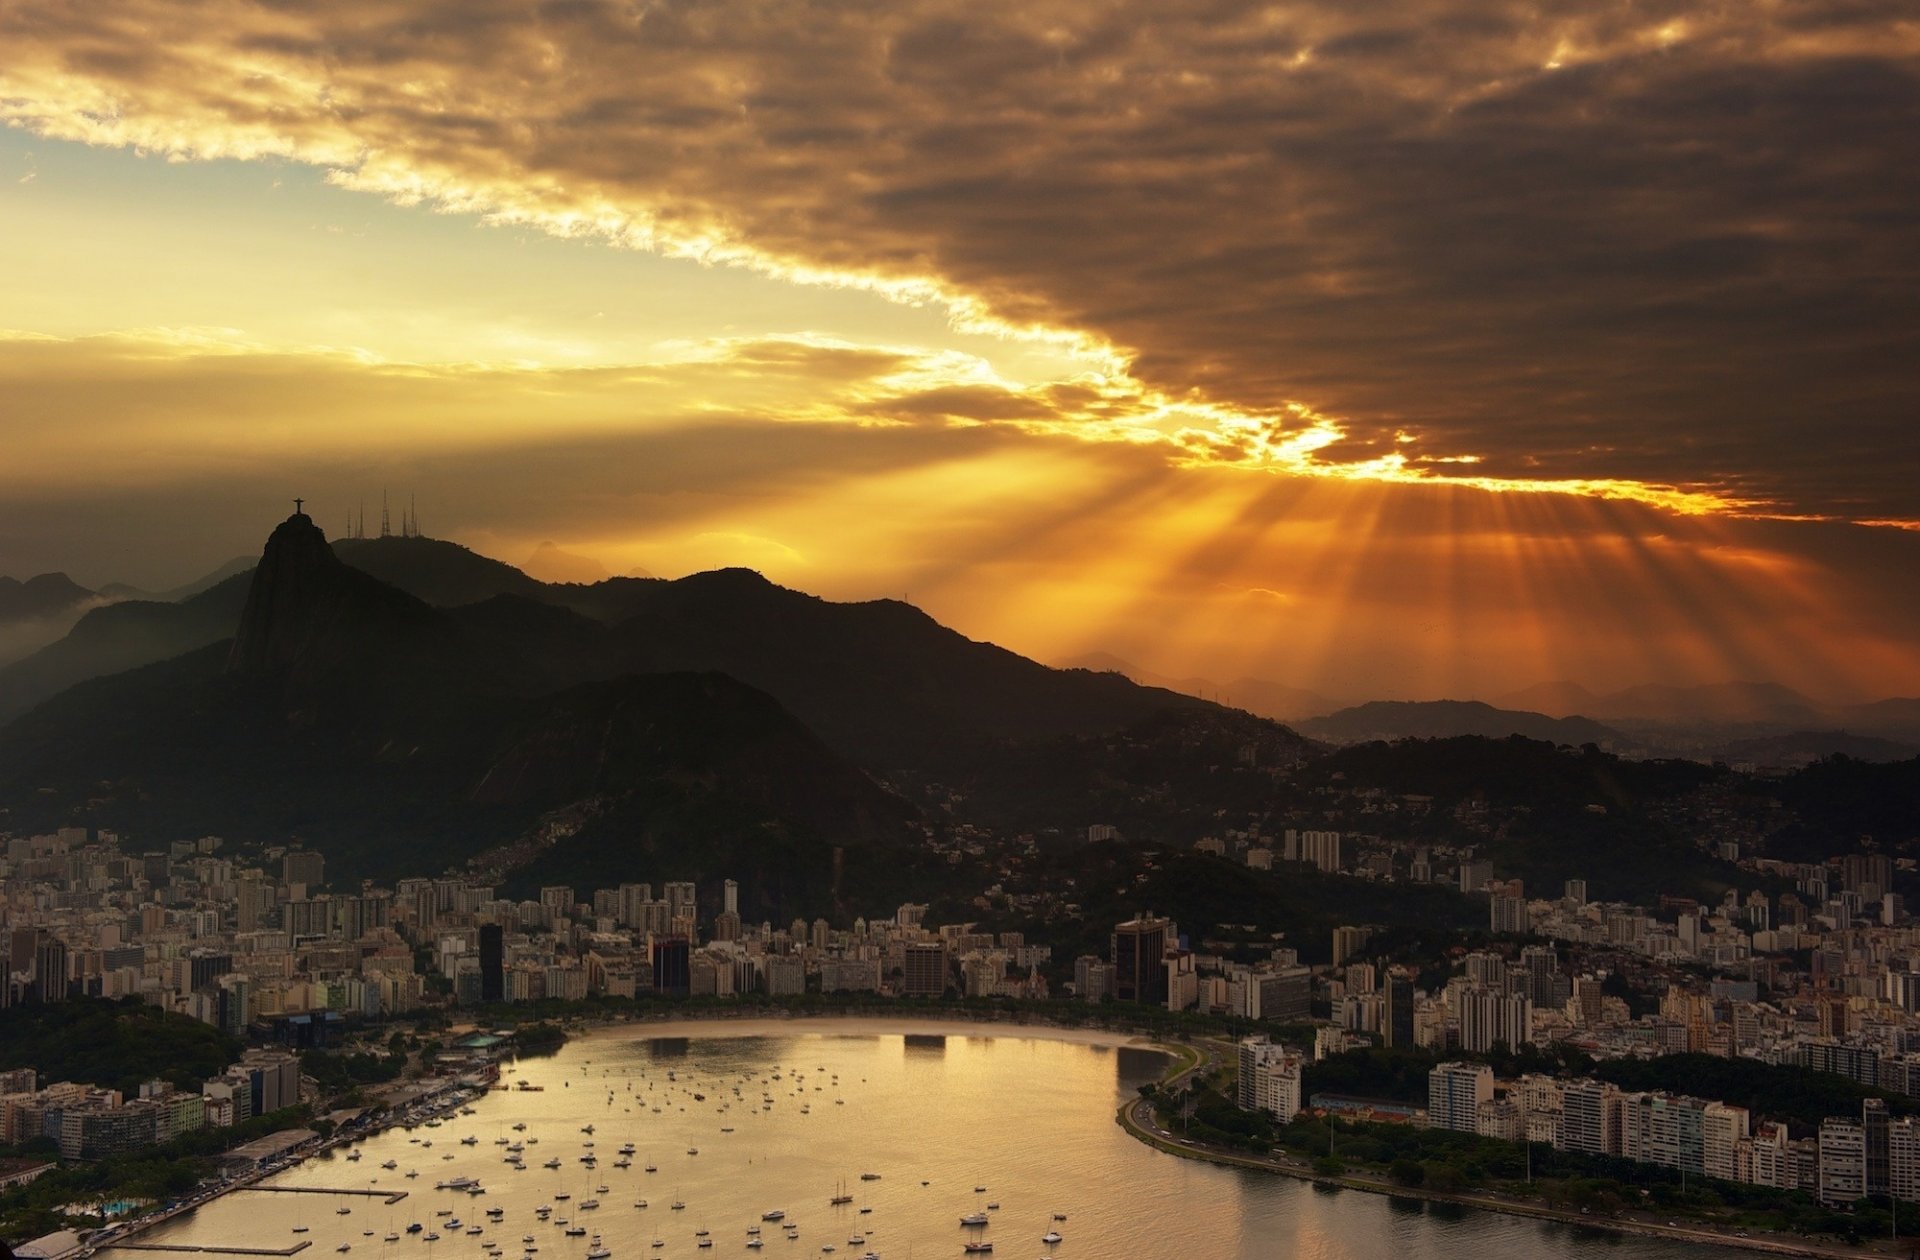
left=144, top=1019, right=1749, bottom=1260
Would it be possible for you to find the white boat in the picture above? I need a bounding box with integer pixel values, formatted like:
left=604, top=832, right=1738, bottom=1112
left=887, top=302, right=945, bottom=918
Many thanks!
left=959, top=1213, right=989, bottom=1227
left=585, top=1247, right=611, bottom=1260
left=761, top=1210, right=785, bottom=1222
left=434, top=1177, right=479, bottom=1191
left=382, top=1160, right=398, bottom=1170
left=1042, top=1231, right=1062, bottom=1244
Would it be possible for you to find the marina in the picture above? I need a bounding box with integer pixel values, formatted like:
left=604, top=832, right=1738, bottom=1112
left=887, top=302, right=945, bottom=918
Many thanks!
left=123, top=1020, right=1754, bottom=1260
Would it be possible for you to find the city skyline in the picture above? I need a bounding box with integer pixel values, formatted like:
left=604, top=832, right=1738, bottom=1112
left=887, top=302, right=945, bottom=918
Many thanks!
left=3, top=1, right=1918, bottom=702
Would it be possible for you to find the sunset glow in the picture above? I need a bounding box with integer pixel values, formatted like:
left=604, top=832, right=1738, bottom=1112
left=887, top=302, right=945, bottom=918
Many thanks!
left=3, top=0, right=1917, bottom=702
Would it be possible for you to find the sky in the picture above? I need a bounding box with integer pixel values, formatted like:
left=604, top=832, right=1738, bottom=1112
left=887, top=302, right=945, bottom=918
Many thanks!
left=1, top=0, right=1917, bottom=703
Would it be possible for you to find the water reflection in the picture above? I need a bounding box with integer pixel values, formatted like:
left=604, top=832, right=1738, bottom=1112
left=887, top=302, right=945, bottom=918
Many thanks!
left=139, top=1020, right=1754, bottom=1260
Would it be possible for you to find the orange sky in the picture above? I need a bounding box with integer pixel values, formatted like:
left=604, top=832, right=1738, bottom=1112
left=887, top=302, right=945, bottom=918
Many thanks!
left=1, top=0, right=1917, bottom=702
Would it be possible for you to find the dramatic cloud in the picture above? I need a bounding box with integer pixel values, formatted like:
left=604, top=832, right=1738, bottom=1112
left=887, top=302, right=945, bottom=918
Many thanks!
left=5, top=0, right=1916, bottom=519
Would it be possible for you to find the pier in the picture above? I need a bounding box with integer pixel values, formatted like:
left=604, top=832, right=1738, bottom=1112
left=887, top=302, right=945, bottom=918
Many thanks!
left=104, top=1242, right=313, bottom=1257
left=238, top=1187, right=409, bottom=1205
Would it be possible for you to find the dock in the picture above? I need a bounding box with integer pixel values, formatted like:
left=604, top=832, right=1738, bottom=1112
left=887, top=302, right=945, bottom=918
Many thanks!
left=238, top=1187, right=409, bottom=1205
left=104, top=1242, right=313, bottom=1256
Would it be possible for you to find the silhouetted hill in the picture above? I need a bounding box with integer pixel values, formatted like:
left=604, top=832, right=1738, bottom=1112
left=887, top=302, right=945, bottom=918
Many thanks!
left=0, top=515, right=917, bottom=896
left=1300, top=699, right=1630, bottom=748
left=587, top=569, right=1217, bottom=768
left=228, top=512, right=493, bottom=694
left=0, top=572, right=93, bottom=622
left=1716, top=730, right=1920, bottom=768
left=98, top=555, right=255, bottom=603
left=1754, top=756, right=1920, bottom=860
left=1063, top=652, right=1335, bottom=720
left=0, top=573, right=251, bottom=724
left=1493, top=680, right=1600, bottom=718
left=333, top=534, right=551, bottom=608
left=1303, top=736, right=1737, bottom=901
left=1841, top=698, right=1920, bottom=743
left=1595, top=680, right=1820, bottom=725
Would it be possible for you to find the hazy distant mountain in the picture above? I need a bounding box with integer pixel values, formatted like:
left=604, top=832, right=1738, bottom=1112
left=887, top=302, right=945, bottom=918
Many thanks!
left=1839, top=698, right=1920, bottom=743
left=1492, top=680, right=1601, bottom=718
left=1065, top=652, right=1335, bottom=721
left=1299, top=699, right=1631, bottom=748
left=0, top=575, right=251, bottom=724
left=1595, top=681, right=1821, bottom=725
left=0, top=573, right=94, bottom=623
left=1495, top=679, right=1823, bottom=725
left=522, top=541, right=612, bottom=584
left=1714, top=730, right=1920, bottom=768
left=98, top=556, right=255, bottom=604
left=0, top=574, right=104, bottom=669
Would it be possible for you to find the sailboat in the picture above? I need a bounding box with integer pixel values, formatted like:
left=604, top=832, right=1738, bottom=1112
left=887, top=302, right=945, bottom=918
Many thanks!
left=829, top=1178, right=853, bottom=1206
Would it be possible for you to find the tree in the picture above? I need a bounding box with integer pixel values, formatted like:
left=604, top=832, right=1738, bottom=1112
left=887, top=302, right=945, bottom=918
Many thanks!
left=1389, top=1159, right=1426, bottom=1187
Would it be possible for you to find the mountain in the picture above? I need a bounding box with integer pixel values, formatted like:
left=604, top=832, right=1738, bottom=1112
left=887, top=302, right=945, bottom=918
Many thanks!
left=1498, top=679, right=1822, bottom=726
left=97, top=555, right=255, bottom=603
left=1299, top=699, right=1632, bottom=748
left=0, top=573, right=104, bottom=670
left=1590, top=681, right=1821, bottom=725
left=1493, top=680, right=1600, bottom=719
left=1064, top=652, right=1335, bottom=721
left=332, top=535, right=551, bottom=608
left=522, top=541, right=612, bottom=584
left=1714, top=730, right=1920, bottom=768
left=0, top=574, right=251, bottom=724
left=0, top=573, right=94, bottom=623
left=1839, top=698, right=1920, bottom=744
left=0, top=512, right=916, bottom=902
left=584, top=570, right=1217, bottom=768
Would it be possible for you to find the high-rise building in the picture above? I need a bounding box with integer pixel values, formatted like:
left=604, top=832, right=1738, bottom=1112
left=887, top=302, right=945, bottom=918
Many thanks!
left=1384, top=969, right=1416, bottom=1049
left=281, top=849, right=325, bottom=890
left=1889, top=1117, right=1920, bottom=1204
left=33, top=935, right=69, bottom=1003
left=1428, top=1062, right=1493, bottom=1133
left=1110, top=916, right=1173, bottom=1006
left=652, top=937, right=691, bottom=996
left=1866, top=1098, right=1892, bottom=1198
left=1236, top=1037, right=1303, bottom=1119
left=1458, top=988, right=1531, bottom=1053
left=722, top=879, right=739, bottom=917
left=1558, top=1079, right=1620, bottom=1156
left=901, top=942, right=948, bottom=997
left=479, top=924, right=504, bottom=1003
left=1820, top=1118, right=1867, bottom=1207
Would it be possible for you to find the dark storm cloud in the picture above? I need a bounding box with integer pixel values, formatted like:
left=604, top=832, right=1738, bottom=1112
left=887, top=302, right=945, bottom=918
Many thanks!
left=4, top=0, right=1917, bottom=516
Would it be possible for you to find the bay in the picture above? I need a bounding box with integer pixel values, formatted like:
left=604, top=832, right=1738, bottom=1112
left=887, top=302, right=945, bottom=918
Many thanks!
left=140, top=1019, right=1753, bottom=1260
